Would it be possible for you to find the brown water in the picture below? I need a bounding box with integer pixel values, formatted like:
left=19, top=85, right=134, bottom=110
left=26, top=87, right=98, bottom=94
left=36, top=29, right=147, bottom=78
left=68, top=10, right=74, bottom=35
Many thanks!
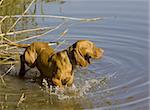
left=0, top=0, right=149, bottom=110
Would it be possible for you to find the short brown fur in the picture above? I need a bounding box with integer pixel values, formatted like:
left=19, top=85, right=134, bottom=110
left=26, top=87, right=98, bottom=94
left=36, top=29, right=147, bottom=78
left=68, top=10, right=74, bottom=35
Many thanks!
left=10, top=40, right=104, bottom=89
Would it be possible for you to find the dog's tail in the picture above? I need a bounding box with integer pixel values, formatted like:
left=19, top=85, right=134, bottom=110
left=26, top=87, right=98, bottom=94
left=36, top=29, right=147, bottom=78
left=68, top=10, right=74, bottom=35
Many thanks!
left=7, top=42, right=30, bottom=48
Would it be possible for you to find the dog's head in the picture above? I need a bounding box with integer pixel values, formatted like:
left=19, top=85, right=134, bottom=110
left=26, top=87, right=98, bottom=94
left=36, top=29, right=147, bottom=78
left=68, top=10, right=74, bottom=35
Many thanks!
left=72, top=40, right=104, bottom=67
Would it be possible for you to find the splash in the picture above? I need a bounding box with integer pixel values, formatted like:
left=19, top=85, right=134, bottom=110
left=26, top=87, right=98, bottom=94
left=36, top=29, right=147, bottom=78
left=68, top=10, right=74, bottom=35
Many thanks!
left=41, top=74, right=114, bottom=100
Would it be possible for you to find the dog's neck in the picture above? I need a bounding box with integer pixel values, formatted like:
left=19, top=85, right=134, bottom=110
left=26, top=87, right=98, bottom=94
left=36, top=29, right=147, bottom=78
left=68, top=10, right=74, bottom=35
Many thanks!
left=66, top=43, right=77, bottom=69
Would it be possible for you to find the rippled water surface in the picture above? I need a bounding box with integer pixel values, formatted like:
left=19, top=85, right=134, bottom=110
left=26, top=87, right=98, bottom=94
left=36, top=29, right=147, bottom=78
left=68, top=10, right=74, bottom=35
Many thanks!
left=0, top=0, right=149, bottom=110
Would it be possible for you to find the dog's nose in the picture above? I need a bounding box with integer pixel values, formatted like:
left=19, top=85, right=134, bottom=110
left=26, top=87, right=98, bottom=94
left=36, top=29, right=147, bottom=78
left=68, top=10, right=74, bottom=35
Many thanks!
left=101, top=49, right=104, bottom=53
left=99, top=48, right=104, bottom=54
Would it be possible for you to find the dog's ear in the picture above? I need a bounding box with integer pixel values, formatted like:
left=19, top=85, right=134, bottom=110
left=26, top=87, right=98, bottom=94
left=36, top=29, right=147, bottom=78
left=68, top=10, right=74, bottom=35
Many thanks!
left=73, top=43, right=89, bottom=67
left=24, top=47, right=37, bottom=67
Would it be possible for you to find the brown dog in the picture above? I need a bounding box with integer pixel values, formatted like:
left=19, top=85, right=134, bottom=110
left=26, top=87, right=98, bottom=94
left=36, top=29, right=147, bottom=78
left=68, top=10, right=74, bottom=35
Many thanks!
left=9, top=40, right=104, bottom=89
left=8, top=42, right=55, bottom=77
left=35, top=40, right=104, bottom=88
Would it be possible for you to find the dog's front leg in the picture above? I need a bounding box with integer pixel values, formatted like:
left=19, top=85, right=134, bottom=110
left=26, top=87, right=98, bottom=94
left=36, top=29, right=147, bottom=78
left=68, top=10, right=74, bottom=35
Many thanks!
left=66, top=75, right=74, bottom=87
left=52, top=77, right=64, bottom=89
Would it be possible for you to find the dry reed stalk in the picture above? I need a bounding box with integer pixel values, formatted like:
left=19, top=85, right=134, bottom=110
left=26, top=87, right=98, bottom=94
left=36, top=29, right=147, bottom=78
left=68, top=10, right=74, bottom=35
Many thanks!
left=1, top=102, right=4, bottom=110
left=54, top=28, right=69, bottom=50
left=0, top=64, right=15, bottom=86
left=0, top=43, right=10, bottom=48
left=3, top=64, right=14, bottom=77
left=0, top=20, right=67, bottom=50
left=0, top=16, right=14, bottom=45
left=6, top=0, right=36, bottom=34
left=0, top=0, right=50, bottom=50
left=2, top=57, right=14, bottom=62
left=0, top=26, right=59, bottom=50
left=0, top=26, right=55, bottom=36
left=0, top=61, right=18, bottom=65
left=0, top=15, right=103, bottom=22
left=0, top=55, right=19, bottom=64
left=0, top=21, right=13, bottom=46
left=0, top=49, right=18, bottom=54
left=2, top=37, right=13, bottom=43
left=53, top=28, right=68, bottom=49
left=0, top=16, right=7, bottom=23
left=0, top=16, right=7, bottom=34
left=0, top=49, right=19, bottom=58
left=3, top=40, right=65, bottom=51
left=0, top=0, right=4, bottom=5
left=0, top=35, right=14, bottom=47
left=4, top=94, right=8, bottom=102
left=15, top=20, right=67, bottom=43
left=0, top=76, right=6, bottom=86
left=17, top=93, right=26, bottom=107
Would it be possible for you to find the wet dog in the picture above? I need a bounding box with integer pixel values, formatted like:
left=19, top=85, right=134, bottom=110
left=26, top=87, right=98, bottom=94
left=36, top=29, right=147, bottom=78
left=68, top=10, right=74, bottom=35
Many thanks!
left=9, top=40, right=104, bottom=89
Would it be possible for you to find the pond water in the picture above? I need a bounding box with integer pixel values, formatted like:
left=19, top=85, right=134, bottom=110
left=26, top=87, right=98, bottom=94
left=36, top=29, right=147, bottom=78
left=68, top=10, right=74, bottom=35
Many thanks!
left=0, top=0, right=149, bottom=110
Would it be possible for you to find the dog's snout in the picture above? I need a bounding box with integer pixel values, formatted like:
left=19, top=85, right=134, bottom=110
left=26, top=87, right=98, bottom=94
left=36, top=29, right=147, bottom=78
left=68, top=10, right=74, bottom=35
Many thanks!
left=95, top=48, right=104, bottom=59
left=100, top=48, right=104, bottom=54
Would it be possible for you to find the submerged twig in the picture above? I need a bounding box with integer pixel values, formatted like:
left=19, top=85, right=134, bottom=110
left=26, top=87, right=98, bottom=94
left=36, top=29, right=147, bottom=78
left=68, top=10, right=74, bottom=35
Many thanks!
left=55, top=28, right=68, bottom=41
left=0, top=76, right=6, bottom=86
left=17, top=93, right=26, bottom=107
left=1, top=64, right=15, bottom=77
left=0, top=64, right=15, bottom=86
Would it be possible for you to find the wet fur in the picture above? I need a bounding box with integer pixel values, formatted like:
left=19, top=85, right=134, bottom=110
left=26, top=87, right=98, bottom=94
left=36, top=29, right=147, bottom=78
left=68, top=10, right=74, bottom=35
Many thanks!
left=9, top=40, right=104, bottom=89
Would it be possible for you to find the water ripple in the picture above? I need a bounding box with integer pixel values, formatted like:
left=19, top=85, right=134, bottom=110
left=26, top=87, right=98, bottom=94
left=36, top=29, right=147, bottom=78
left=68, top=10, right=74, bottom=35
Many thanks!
left=91, top=97, right=149, bottom=110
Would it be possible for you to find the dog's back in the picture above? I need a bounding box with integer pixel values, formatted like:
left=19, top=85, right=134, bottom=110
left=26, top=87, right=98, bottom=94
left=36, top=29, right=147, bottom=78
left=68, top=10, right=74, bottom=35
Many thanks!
left=18, top=42, right=55, bottom=78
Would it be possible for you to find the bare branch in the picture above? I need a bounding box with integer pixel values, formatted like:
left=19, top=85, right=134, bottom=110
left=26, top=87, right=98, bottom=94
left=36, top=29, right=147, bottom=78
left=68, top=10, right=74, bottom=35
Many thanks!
left=0, top=26, right=55, bottom=36
left=0, top=15, right=104, bottom=22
